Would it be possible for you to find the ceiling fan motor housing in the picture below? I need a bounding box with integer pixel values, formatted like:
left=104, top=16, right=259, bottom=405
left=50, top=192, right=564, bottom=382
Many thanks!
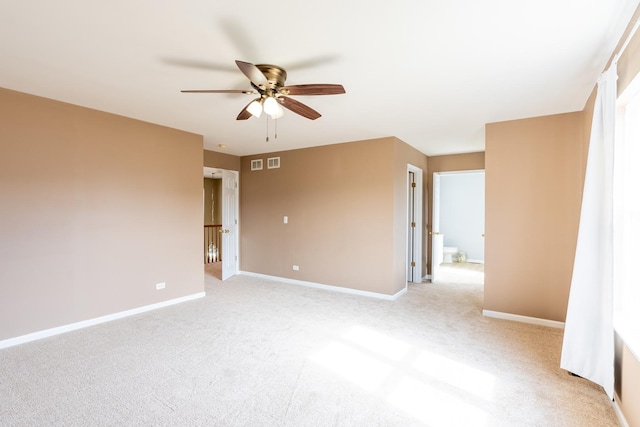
left=255, top=64, right=287, bottom=91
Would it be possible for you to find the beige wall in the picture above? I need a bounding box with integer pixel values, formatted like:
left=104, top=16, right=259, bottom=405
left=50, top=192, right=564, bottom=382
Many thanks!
left=0, top=88, right=204, bottom=341
left=484, top=112, right=584, bottom=322
left=239, top=137, right=426, bottom=296
left=203, top=178, right=222, bottom=225
left=204, top=178, right=215, bottom=224
left=204, top=149, right=241, bottom=171
left=616, top=335, right=640, bottom=427
left=426, top=152, right=485, bottom=273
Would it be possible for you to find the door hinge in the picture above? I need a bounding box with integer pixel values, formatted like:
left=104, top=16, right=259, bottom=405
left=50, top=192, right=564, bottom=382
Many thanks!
left=411, top=261, right=416, bottom=267
left=411, top=222, right=416, bottom=228
left=411, top=182, right=416, bottom=188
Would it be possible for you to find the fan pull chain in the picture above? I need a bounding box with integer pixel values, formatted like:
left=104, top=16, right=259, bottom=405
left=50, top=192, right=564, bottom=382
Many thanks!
left=264, top=116, right=279, bottom=142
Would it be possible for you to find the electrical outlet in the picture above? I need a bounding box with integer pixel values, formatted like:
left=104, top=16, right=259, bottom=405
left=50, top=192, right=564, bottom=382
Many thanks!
left=156, top=282, right=166, bottom=290
left=293, top=265, right=299, bottom=271
left=284, top=216, right=288, bottom=224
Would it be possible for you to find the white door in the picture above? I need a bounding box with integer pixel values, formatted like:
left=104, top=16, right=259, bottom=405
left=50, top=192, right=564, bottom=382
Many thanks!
left=408, top=171, right=416, bottom=282
left=431, top=172, right=444, bottom=283
left=407, top=165, right=423, bottom=283
left=221, top=170, right=239, bottom=280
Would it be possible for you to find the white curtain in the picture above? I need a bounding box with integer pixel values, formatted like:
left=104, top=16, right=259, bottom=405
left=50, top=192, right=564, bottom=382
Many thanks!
left=560, top=64, right=617, bottom=399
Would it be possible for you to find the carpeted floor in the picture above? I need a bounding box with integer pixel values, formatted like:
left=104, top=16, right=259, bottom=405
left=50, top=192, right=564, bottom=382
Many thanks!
left=0, top=267, right=619, bottom=426
left=437, top=261, right=484, bottom=285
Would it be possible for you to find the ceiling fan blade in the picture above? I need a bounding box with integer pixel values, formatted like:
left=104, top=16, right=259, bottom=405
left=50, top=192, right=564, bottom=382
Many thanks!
left=279, top=84, right=345, bottom=96
left=162, top=58, right=237, bottom=73
left=284, top=54, right=340, bottom=71
left=236, top=101, right=254, bottom=120
left=219, top=19, right=261, bottom=61
left=235, top=60, right=268, bottom=87
left=279, top=96, right=321, bottom=120
left=181, top=89, right=256, bottom=94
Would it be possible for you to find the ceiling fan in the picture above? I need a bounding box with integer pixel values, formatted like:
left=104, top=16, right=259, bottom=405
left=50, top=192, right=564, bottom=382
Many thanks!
left=181, top=60, right=345, bottom=120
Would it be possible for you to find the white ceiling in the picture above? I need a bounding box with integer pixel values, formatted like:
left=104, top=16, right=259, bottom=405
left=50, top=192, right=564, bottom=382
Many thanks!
left=1, top=1, right=638, bottom=157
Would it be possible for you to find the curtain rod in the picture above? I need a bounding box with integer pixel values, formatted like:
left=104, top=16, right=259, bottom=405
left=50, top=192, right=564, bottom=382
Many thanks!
left=614, top=17, right=640, bottom=64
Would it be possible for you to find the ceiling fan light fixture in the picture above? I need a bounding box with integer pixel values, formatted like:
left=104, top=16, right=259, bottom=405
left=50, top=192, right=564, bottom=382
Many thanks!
left=269, top=103, right=285, bottom=119
left=263, top=96, right=280, bottom=116
left=247, top=99, right=263, bottom=118
left=182, top=60, right=345, bottom=121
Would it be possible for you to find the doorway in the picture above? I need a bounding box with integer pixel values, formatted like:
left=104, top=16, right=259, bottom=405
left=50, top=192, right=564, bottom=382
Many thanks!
left=431, top=170, right=485, bottom=285
left=203, top=167, right=239, bottom=280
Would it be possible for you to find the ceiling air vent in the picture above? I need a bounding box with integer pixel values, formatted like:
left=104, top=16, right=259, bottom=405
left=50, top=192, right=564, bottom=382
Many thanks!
left=267, top=157, right=280, bottom=169
left=251, top=159, right=263, bottom=171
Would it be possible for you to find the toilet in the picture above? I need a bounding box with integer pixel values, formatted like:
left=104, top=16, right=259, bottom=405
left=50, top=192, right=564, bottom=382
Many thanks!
left=443, top=246, right=458, bottom=263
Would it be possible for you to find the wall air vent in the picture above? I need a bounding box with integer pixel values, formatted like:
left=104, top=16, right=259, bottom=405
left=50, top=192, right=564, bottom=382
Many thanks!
left=251, top=159, right=263, bottom=171
left=267, top=157, right=280, bottom=169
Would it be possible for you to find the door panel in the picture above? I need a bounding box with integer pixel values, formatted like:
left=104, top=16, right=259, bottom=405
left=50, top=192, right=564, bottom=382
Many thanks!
left=221, top=170, right=238, bottom=280
left=408, top=171, right=415, bottom=282
left=407, top=165, right=423, bottom=284
left=431, top=172, right=442, bottom=283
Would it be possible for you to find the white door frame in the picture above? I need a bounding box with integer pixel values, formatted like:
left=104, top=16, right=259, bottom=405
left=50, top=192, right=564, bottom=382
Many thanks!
left=203, top=167, right=240, bottom=280
left=221, top=169, right=239, bottom=280
left=407, top=164, right=423, bottom=283
left=431, top=169, right=485, bottom=283
left=431, top=172, right=443, bottom=283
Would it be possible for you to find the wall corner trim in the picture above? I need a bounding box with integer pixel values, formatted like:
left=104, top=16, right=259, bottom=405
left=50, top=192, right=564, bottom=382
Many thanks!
left=482, top=310, right=565, bottom=329
left=613, top=393, right=631, bottom=427
left=0, top=292, right=206, bottom=350
left=239, top=271, right=407, bottom=301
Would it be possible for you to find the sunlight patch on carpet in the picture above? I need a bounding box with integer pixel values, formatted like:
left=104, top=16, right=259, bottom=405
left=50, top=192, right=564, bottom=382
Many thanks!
left=310, top=325, right=493, bottom=426
left=387, top=377, right=489, bottom=426
left=413, top=350, right=496, bottom=399
left=310, top=341, right=393, bottom=392
left=342, top=325, right=411, bottom=361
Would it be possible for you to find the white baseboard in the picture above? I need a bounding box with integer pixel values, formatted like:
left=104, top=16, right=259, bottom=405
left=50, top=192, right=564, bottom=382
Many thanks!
left=613, top=393, right=630, bottom=427
left=482, top=310, right=565, bottom=329
left=0, top=292, right=206, bottom=350
left=239, top=271, right=407, bottom=301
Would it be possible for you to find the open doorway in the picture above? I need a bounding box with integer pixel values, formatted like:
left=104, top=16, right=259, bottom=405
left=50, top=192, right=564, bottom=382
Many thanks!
left=431, top=170, right=485, bottom=285
left=203, top=167, right=239, bottom=281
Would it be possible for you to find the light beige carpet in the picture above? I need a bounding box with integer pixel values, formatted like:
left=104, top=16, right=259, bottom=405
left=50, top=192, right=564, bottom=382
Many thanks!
left=437, top=262, right=484, bottom=285
left=0, top=268, right=618, bottom=426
